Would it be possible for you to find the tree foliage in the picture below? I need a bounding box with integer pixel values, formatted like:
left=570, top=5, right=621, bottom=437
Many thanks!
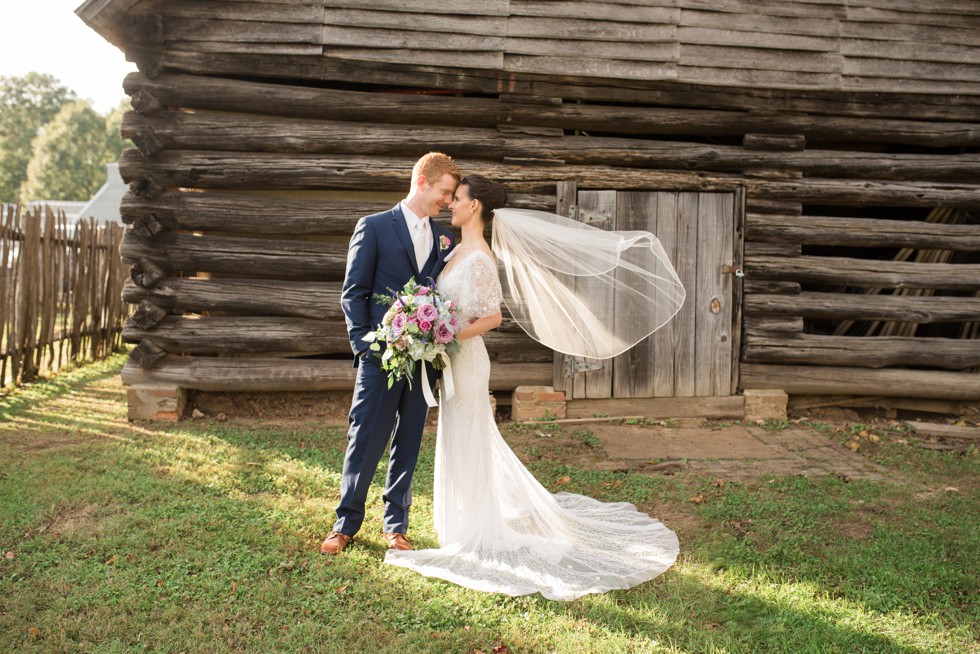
left=0, top=73, right=76, bottom=203
left=21, top=101, right=121, bottom=202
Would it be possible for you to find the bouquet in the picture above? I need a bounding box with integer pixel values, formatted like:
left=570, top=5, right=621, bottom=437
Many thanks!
left=363, top=278, right=461, bottom=390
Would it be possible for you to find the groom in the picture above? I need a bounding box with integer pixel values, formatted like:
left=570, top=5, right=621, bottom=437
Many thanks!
left=320, top=152, right=461, bottom=555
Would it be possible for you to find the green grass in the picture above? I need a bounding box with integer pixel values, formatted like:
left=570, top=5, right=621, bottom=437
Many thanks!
left=0, top=355, right=978, bottom=653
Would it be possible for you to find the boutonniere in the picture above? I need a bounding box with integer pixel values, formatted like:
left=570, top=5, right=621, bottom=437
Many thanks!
left=439, top=235, right=451, bottom=252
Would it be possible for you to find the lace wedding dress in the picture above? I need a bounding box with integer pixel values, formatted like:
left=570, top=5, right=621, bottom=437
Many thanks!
left=385, top=251, right=679, bottom=601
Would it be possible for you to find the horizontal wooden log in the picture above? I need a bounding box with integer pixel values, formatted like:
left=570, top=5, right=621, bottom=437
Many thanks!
left=120, top=231, right=349, bottom=280
left=745, top=199, right=802, bottom=215
left=121, top=357, right=553, bottom=391
left=124, top=72, right=499, bottom=127
left=749, top=177, right=980, bottom=209
left=117, top=150, right=742, bottom=195
left=123, top=73, right=980, bottom=148
left=743, top=316, right=804, bottom=334
left=746, top=291, right=980, bottom=323
left=741, top=363, right=980, bottom=400
left=122, top=111, right=505, bottom=158
left=123, top=314, right=550, bottom=358
left=121, top=109, right=980, bottom=183
left=747, top=255, right=980, bottom=290
left=747, top=213, right=980, bottom=250
left=743, top=280, right=800, bottom=295
left=147, top=49, right=980, bottom=123
left=123, top=316, right=350, bottom=354
left=119, top=190, right=553, bottom=236
left=123, top=278, right=345, bottom=319
left=743, top=333, right=980, bottom=369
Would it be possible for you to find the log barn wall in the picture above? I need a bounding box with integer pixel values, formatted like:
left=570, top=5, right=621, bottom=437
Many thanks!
left=77, top=0, right=980, bottom=409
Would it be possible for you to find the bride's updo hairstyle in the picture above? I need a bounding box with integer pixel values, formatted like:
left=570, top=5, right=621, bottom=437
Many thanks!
left=461, top=175, right=507, bottom=225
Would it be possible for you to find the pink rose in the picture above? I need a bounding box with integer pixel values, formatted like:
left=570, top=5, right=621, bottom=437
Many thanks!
left=416, top=285, right=431, bottom=296
left=450, top=315, right=459, bottom=329
left=415, top=302, right=439, bottom=323
left=391, top=312, right=408, bottom=336
left=418, top=319, right=432, bottom=332
left=434, top=321, right=454, bottom=344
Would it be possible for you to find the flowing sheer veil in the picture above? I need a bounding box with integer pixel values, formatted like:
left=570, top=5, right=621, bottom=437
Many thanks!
left=491, top=208, right=685, bottom=359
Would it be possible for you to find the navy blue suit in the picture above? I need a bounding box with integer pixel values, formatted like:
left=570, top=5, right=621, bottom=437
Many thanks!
left=335, top=204, right=456, bottom=536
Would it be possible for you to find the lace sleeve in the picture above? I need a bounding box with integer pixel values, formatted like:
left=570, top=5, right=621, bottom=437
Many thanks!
left=459, top=253, right=503, bottom=319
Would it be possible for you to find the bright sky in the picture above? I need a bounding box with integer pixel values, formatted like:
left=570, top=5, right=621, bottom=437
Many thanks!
left=0, top=2, right=137, bottom=113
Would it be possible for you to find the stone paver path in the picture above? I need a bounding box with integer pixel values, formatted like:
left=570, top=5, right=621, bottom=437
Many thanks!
left=589, top=420, right=893, bottom=481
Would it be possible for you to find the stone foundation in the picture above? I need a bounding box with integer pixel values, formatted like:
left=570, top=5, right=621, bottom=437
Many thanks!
left=743, top=388, right=788, bottom=422
left=511, top=385, right=566, bottom=421
left=127, top=384, right=186, bottom=421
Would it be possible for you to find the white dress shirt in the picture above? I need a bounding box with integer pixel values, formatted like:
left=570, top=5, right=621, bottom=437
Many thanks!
left=401, top=201, right=432, bottom=271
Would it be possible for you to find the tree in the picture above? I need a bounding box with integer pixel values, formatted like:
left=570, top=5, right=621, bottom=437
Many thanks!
left=0, top=73, right=76, bottom=203
left=21, top=101, right=119, bottom=202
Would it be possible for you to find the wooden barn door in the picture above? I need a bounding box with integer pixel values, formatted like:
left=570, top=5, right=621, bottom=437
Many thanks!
left=554, top=185, right=742, bottom=399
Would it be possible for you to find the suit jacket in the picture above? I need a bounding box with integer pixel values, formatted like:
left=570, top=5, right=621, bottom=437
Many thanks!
left=341, top=204, right=456, bottom=357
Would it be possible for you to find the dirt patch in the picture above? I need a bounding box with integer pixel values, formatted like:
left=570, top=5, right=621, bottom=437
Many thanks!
left=37, top=502, right=109, bottom=538
left=189, top=390, right=352, bottom=424
left=7, top=433, right=92, bottom=452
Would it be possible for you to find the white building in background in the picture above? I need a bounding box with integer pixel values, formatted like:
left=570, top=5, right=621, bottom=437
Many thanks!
left=76, top=162, right=125, bottom=224
left=20, top=163, right=125, bottom=225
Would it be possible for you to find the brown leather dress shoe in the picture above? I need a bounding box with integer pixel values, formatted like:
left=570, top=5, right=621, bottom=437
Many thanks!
left=319, top=531, right=351, bottom=555
left=382, top=532, right=413, bottom=551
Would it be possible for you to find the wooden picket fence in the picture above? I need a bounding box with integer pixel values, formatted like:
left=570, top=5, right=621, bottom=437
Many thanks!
left=0, top=204, right=128, bottom=388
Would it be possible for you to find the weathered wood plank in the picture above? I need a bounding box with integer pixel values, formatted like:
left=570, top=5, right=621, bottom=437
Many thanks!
left=673, top=193, right=699, bottom=397
left=137, top=0, right=322, bottom=22
left=746, top=214, right=980, bottom=250
left=743, top=315, right=804, bottom=334
left=322, top=8, right=506, bottom=37
left=505, top=38, right=678, bottom=63
left=506, top=17, right=676, bottom=42
left=741, top=364, right=980, bottom=400
left=511, top=2, right=679, bottom=23
left=684, top=45, right=843, bottom=74
left=843, top=57, right=980, bottom=84
left=121, top=357, right=552, bottom=391
left=841, top=20, right=980, bottom=47
left=651, top=192, right=680, bottom=398
left=694, top=193, right=734, bottom=397
left=746, top=255, right=980, bottom=291
left=573, top=191, right=615, bottom=400
left=680, top=9, right=841, bottom=37
left=319, top=0, right=510, bottom=15
left=841, top=38, right=980, bottom=65
left=504, top=55, right=677, bottom=81
left=161, top=17, right=322, bottom=44
left=744, top=333, right=980, bottom=370
left=322, top=26, right=504, bottom=52
left=613, top=192, right=656, bottom=399
left=745, top=291, right=980, bottom=323
left=678, top=26, right=836, bottom=52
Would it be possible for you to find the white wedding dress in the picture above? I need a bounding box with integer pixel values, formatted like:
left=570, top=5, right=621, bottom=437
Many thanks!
left=385, top=251, right=679, bottom=601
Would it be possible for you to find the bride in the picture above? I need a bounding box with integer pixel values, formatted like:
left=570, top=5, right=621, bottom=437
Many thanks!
left=384, top=175, right=682, bottom=601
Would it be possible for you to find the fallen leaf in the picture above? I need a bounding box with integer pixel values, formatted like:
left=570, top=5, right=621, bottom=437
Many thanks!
left=868, top=434, right=881, bottom=443
left=711, top=479, right=725, bottom=488
left=230, top=582, right=237, bottom=594
left=689, top=492, right=704, bottom=504
left=603, top=480, right=622, bottom=488
left=27, top=626, right=40, bottom=640
left=335, top=585, right=347, bottom=594
left=104, top=555, right=117, bottom=565
left=4, top=551, right=14, bottom=560
left=492, top=644, right=512, bottom=654
left=859, top=430, right=869, bottom=437
left=845, top=440, right=860, bottom=452
left=944, top=486, right=961, bottom=493
left=556, top=475, right=571, bottom=485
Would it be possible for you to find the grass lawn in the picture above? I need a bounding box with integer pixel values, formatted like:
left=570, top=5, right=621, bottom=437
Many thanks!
left=1, top=354, right=977, bottom=653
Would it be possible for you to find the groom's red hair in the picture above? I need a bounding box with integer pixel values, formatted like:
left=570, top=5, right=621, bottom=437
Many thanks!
left=411, top=152, right=461, bottom=187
